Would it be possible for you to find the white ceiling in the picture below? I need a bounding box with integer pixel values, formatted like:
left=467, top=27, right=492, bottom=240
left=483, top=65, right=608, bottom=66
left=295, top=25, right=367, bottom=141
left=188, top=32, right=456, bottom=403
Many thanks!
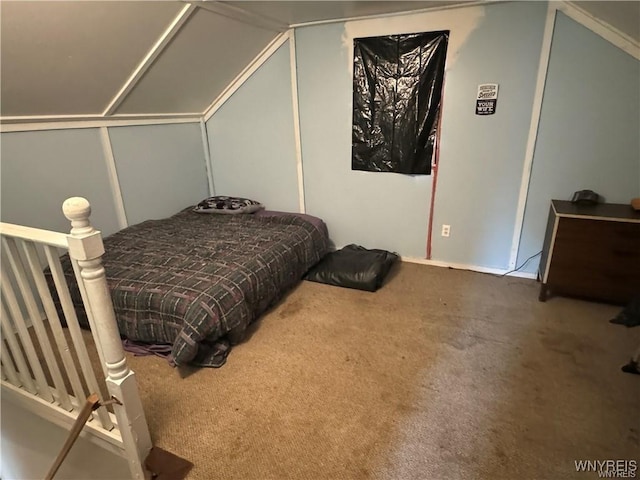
left=0, top=1, right=637, bottom=121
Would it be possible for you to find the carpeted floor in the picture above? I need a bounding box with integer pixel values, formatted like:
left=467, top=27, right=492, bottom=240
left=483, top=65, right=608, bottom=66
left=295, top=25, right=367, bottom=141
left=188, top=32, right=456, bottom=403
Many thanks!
left=123, top=262, right=639, bottom=480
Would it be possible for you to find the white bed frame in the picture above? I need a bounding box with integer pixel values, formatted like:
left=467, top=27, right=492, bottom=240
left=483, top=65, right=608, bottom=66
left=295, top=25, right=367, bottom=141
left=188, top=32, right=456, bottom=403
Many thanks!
left=0, top=197, right=152, bottom=479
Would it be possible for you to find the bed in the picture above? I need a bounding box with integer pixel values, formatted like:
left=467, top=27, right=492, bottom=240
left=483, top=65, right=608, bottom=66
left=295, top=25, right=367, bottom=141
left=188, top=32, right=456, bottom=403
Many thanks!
left=48, top=207, right=329, bottom=367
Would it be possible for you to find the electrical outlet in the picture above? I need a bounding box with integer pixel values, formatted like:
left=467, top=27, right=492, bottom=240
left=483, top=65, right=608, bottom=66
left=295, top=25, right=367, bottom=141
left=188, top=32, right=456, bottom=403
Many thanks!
left=441, top=224, right=450, bottom=237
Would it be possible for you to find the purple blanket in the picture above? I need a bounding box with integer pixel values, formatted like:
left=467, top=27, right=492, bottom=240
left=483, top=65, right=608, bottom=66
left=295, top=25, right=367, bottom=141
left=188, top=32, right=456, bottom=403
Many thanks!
left=51, top=209, right=329, bottom=367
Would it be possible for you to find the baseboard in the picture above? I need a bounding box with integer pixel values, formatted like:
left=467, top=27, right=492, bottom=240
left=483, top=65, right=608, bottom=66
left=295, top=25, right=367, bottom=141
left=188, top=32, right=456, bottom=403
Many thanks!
left=327, top=244, right=537, bottom=280
left=401, top=256, right=537, bottom=280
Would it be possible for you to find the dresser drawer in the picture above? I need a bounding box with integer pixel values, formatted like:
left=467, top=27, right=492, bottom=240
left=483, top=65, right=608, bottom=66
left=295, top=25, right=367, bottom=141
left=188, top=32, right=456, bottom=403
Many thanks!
left=539, top=201, right=640, bottom=304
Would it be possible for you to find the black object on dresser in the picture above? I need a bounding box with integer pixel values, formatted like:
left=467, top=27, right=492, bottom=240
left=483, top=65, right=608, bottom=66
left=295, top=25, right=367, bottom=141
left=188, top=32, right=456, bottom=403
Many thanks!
left=538, top=200, right=640, bottom=305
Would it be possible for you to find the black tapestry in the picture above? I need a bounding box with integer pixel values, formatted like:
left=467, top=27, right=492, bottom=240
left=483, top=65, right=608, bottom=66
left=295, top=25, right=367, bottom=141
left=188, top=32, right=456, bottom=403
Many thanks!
left=352, top=31, right=449, bottom=175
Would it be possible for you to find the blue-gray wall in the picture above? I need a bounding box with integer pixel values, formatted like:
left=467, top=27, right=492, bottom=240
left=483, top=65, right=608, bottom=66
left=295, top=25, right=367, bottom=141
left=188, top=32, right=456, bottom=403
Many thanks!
left=204, top=1, right=640, bottom=270
left=294, top=1, right=547, bottom=263
left=206, top=43, right=300, bottom=213
left=1, top=123, right=209, bottom=236
left=518, top=12, right=640, bottom=273
left=108, top=123, right=209, bottom=225
left=426, top=1, right=547, bottom=268
left=4, top=3, right=638, bottom=275
left=0, top=128, right=122, bottom=235
left=295, top=22, right=433, bottom=257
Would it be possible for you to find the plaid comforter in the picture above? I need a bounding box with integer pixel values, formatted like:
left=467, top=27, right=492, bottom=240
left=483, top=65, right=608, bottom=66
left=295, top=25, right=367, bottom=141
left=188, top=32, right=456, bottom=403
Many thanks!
left=53, top=209, right=329, bottom=367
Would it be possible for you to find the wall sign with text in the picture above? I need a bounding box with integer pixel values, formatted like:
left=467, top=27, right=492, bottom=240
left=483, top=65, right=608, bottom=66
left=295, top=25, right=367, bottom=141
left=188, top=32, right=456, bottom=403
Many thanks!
left=476, top=83, right=498, bottom=115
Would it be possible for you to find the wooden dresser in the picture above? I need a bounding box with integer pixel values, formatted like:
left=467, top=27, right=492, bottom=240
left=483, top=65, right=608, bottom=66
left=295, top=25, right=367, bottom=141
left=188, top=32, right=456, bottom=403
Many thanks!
left=538, top=200, right=640, bottom=305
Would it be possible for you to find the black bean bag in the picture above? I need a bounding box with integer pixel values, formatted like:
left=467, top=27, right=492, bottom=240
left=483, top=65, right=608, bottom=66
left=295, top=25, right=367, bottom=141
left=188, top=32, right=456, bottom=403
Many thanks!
left=304, top=244, right=398, bottom=292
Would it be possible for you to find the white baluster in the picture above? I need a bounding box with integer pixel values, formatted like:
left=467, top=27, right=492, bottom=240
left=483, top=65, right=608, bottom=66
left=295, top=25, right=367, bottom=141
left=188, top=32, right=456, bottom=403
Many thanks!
left=63, top=197, right=151, bottom=480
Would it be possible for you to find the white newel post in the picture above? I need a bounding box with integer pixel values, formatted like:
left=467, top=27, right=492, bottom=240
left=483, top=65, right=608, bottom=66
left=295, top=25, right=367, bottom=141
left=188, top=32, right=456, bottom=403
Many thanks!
left=63, top=197, right=152, bottom=480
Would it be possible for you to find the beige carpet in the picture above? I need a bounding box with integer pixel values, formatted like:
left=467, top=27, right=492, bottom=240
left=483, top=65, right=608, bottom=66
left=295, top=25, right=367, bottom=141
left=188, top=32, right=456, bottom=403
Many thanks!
left=123, top=262, right=639, bottom=480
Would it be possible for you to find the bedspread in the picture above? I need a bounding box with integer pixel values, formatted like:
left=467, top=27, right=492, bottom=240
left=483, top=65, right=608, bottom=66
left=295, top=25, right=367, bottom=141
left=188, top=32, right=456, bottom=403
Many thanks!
left=52, top=209, right=329, bottom=367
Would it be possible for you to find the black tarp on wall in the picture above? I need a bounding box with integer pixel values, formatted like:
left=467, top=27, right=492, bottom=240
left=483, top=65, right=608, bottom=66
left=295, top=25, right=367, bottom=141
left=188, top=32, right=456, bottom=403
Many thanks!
left=352, top=31, right=449, bottom=175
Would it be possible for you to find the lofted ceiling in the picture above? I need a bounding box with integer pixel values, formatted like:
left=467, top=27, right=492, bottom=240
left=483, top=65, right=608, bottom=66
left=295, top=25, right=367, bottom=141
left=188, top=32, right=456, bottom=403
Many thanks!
left=222, top=1, right=474, bottom=26
left=573, top=1, right=640, bottom=44
left=0, top=0, right=638, bottom=122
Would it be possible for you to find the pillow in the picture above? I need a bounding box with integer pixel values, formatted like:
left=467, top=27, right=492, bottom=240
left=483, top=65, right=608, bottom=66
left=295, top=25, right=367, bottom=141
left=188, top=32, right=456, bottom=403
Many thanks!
left=193, top=196, right=263, bottom=214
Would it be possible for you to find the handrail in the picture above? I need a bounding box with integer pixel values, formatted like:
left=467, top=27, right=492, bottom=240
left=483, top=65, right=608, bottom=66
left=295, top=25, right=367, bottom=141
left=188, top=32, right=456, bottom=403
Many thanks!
left=1, top=197, right=152, bottom=479
left=0, top=222, right=68, bottom=248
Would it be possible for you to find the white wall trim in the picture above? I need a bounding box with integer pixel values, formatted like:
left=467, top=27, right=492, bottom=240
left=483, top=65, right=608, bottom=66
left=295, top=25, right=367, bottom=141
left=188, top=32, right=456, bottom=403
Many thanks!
left=508, top=2, right=557, bottom=270
left=1, top=113, right=201, bottom=123
left=102, top=4, right=198, bottom=116
left=2, top=114, right=106, bottom=122
left=100, top=127, right=129, bottom=230
left=288, top=30, right=306, bottom=214
left=540, top=215, right=559, bottom=284
left=108, top=113, right=201, bottom=118
left=193, top=1, right=288, bottom=32
left=203, top=32, right=289, bottom=121
left=289, top=1, right=501, bottom=28
left=200, top=120, right=216, bottom=196
left=509, top=0, right=638, bottom=270
left=562, top=2, right=640, bottom=60
left=0, top=117, right=201, bottom=133
left=402, top=256, right=537, bottom=280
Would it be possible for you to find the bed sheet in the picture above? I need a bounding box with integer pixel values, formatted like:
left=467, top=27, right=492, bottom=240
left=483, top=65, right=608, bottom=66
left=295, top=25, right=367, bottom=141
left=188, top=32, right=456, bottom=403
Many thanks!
left=51, top=209, right=329, bottom=367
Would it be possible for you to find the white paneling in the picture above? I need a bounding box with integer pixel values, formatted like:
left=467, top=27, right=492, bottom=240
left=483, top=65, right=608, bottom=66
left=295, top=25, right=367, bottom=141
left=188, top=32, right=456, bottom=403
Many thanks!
left=289, top=31, right=306, bottom=213
left=107, top=123, right=209, bottom=225
left=100, top=128, right=128, bottom=229
left=200, top=120, right=216, bottom=196
left=0, top=1, right=183, bottom=116
left=509, top=3, right=557, bottom=269
left=115, top=9, right=279, bottom=114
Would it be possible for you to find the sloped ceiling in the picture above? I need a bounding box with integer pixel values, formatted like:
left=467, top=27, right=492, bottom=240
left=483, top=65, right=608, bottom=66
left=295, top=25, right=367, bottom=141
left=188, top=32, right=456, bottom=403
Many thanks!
left=0, top=0, right=285, bottom=119
left=114, top=8, right=279, bottom=115
left=573, top=1, right=640, bottom=44
left=0, top=1, right=184, bottom=117
left=0, top=1, right=638, bottom=122
left=222, top=1, right=472, bottom=26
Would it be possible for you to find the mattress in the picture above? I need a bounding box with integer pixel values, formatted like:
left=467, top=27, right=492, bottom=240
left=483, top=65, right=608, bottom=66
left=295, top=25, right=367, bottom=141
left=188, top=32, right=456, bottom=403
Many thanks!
left=50, top=209, right=329, bottom=367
